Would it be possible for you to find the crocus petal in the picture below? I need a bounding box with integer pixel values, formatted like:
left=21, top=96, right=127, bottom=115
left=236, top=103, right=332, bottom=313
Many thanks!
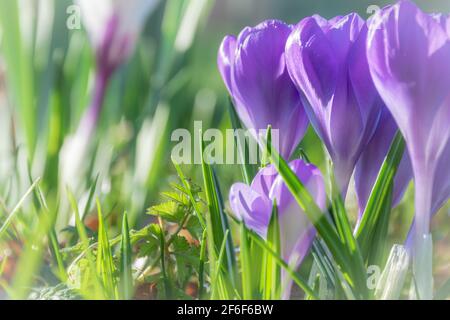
left=250, top=165, right=278, bottom=197
left=431, top=13, right=450, bottom=37
left=270, top=160, right=327, bottom=215
left=217, top=35, right=237, bottom=94
left=218, top=20, right=309, bottom=159
left=286, top=14, right=381, bottom=194
left=311, top=14, right=330, bottom=29
left=229, top=183, right=272, bottom=238
left=286, top=17, right=337, bottom=126
left=348, top=26, right=383, bottom=131
left=76, top=0, right=112, bottom=47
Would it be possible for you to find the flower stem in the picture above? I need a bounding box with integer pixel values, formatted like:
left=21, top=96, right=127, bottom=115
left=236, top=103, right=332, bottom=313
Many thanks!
left=412, top=169, right=435, bottom=299
left=78, top=68, right=111, bottom=138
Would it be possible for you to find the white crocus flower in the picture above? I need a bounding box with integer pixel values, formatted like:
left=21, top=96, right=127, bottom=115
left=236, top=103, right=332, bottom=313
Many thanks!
left=76, top=0, right=160, bottom=72
left=59, top=0, right=159, bottom=218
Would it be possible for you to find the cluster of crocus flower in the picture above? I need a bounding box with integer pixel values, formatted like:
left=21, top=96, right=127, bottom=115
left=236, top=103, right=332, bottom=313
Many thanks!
left=219, top=0, right=449, bottom=299
left=60, top=0, right=159, bottom=188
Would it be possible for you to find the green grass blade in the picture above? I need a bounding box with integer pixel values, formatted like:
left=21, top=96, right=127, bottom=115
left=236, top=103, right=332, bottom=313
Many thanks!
left=198, top=229, right=208, bottom=299
left=0, top=178, right=40, bottom=240
left=0, top=255, right=7, bottom=276
left=212, top=170, right=237, bottom=277
left=247, top=231, right=317, bottom=299
left=239, top=223, right=253, bottom=299
left=9, top=207, right=52, bottom=299
left=82, top=174, right=99, bottom=221
left=35, top=184, right=66, bottom=281
left=228, top=98, right=257, bottom=184
left=330, top=195, right=366, bottom=294
left=68, top=189, right=103, bottom=299
left=367, top=186, right=394, bottom=267
left=172, top=160, right=206, bottom=229
left=263, top=140, right=345, bottom=267
left=210, top=230, right=231, bottom=299
left=200, top=132, right=236, bottom=286
left=156, top=224, right=172, bottom=299
left=25, top=167, right=66, bottom=281
left=120, top=212, right=133, bottom=300
left=97, top=200, right=118, bottom=299
left=310, top=239, right=337, bottom=296
left=263, top=201, right=281, bottom=299
left=0, top=0, right=36, bottom=156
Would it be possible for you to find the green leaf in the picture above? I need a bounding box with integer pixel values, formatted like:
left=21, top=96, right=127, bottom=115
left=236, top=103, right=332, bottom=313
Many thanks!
left=172, top=235, right=191, bottom=252
left=138, top=225, right=161, bottom=257
left=172, top=236, right=200, bottom=285
left=148, top=201, right=185, bottom=223
left=161, top=191, right=189, bottom=206
left=185, top=214, right=203, bottom=240
left=355, top=132, right=405, bottom=262
left=170, top=181, right=202, bottom=199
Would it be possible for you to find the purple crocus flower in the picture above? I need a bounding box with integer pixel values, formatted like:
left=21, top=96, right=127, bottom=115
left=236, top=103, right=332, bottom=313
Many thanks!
left=367, top=0, right=450, bottom=239
left=354, top=108, right=412, bottom=216
left=229, top=159, right=326, bottom=299
left=285, top=14, right=383, bottom=195
left=218, top=20, right=309, bottom=160
left=367, top=0, right=450, bottom=298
